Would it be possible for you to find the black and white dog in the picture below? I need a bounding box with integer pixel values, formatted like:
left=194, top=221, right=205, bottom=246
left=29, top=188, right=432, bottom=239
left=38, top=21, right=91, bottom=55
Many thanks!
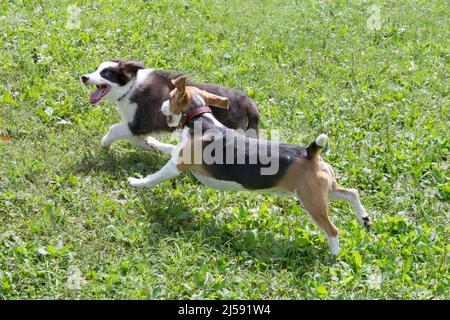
left=81, top=60, right=260, bottom=154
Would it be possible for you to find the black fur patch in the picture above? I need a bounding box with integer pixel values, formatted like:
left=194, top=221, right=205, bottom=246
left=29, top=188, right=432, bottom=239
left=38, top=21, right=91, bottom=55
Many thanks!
left=128, top=71, right=179, bottom=134
left=100, top=67, right=130, bottom=86
left=186, top=116, right=306, bottom=190
left=127, top=70, right=260, bottom=136
left=194, top=83, right=259, bottom=135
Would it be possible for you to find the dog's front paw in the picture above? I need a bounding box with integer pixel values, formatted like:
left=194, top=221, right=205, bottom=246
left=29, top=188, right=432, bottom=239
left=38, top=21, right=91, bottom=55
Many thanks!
left=144, top=142, right=156, bottom=150
left=145, top=137, right=159, bottom=149
left=362, top=215, right=372, bottom=229
left=101, top=136, right=112, bottom=149
left=128, top=177, right=148, bottom=188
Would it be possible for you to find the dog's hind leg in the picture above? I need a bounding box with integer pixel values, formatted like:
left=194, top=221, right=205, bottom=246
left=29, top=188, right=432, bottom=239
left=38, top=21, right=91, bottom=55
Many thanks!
left=329, top=185, right=372, bottom=228
left=295, top=173, right=340, bottom=256
left=320, top=162, right=372, bottom=228
left=128, top=160, right=180, bottom=188
left=245, top=103, right=260, bottom=138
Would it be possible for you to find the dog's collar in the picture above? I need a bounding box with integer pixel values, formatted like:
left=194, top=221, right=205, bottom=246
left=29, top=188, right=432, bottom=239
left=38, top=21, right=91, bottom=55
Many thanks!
left=117, top=80, right=136, bottom=102
left=178, top=106, right=212, bottom=128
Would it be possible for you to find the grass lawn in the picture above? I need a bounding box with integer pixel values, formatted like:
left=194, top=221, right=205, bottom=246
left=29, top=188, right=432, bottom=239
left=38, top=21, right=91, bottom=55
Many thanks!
left=0, top=0, right=448, bottom=299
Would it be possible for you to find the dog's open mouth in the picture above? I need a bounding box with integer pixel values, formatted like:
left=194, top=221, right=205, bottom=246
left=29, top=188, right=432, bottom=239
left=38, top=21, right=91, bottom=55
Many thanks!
left=165, top=115, right=173, bottom=124
left=89, top=84, right=111, bottom=104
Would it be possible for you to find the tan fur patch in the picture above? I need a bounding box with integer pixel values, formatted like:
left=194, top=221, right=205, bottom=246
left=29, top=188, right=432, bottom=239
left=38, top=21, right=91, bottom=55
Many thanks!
left=274, top=158, right=338, bottom=237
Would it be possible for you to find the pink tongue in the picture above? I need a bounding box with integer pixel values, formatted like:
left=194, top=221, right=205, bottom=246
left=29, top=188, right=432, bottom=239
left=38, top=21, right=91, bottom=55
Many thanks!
left=90, top=88, right=106, bottom=104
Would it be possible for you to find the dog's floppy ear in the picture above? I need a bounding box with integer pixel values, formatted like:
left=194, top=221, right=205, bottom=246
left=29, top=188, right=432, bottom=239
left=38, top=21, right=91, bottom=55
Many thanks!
left=172, top=76, right=187, bottom=94
left=118, top=60, right=144, bottom=77
left=202, top=91, right=229, bottom=109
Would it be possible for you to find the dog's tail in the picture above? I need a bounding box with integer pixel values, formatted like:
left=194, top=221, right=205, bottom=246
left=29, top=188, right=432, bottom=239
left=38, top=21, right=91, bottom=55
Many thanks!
left=306, top=134, right=328, bottom=160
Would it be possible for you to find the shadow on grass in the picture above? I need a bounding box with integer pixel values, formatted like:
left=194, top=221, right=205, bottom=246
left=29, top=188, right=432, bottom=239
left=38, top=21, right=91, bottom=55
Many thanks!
left=136, top=190, right=332, bottom=274
left=71, top=145, right=170, bottom=179
left=70, top=145, right=331, bottom=273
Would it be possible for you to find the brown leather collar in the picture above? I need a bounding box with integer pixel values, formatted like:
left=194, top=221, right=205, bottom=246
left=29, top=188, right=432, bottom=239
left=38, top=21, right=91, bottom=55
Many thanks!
left=178, top=106, right=212, bottom=128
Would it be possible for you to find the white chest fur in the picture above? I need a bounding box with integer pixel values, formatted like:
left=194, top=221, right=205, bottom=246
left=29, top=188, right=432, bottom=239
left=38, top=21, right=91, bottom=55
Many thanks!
left=115, top=98, right=137, bottom=123
left=114, top=68, right=154, bottom=123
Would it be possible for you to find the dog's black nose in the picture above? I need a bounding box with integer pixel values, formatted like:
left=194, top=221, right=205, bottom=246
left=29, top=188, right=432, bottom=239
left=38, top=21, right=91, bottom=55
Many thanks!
left=81, top=75, right=89, bottom=83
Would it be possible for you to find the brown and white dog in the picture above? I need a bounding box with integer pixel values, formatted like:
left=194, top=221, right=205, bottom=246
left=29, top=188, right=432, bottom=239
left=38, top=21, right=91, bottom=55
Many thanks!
left=81, top=60, right=259, bottom=154
left=127, top=76, right=372, bottom=256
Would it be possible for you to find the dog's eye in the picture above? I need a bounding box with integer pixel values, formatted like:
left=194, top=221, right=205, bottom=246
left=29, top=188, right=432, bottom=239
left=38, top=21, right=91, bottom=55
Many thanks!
left=100, top=69, right=114, bottom=79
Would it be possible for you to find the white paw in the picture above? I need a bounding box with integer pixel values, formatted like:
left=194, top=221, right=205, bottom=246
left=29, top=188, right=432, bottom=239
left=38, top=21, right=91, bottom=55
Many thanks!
left=101, top=136, right=111, bottom=149
left=145, top=142, right=157, bottom=150
left=128, top=177, right=148, bottom=188
left=328, top=236, right=339, bottom=257
left=361, top=215, right=372, bottom=229
left=143, top=138, right=160, bottom=151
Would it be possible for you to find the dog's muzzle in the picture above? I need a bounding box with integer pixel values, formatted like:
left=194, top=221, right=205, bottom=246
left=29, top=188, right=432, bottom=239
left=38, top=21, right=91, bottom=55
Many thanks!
left=161, top=100, right=181, bottom=127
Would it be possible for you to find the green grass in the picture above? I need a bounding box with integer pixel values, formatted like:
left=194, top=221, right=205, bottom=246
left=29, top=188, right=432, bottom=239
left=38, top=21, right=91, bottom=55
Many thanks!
left=0, top=0, right=449, bottom=299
